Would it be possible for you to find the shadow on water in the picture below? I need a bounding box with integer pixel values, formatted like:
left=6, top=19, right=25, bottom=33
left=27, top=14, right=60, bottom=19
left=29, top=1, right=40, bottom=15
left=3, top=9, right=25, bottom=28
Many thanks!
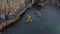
left=3, top=5, right=60, bottom=34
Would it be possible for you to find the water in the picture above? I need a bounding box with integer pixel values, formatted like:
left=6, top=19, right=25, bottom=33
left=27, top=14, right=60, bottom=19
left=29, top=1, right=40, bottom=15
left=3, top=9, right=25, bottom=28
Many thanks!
left=3, top=5, right=60, bottom=34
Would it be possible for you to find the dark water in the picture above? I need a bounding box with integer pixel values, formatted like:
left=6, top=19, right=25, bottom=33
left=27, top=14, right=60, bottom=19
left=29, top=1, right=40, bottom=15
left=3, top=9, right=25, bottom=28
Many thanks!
left=3, top=5, right=60, bottom=34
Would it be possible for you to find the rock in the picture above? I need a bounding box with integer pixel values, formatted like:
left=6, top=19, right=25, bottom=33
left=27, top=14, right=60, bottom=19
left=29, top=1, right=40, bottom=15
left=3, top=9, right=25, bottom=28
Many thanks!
left=34, top=11, right=41, bottom=17
left=7, top=11, right=15, bottom=19
left=0, top=12, right=5, bottom=22
left=57, top=4, right=60, bottom=7
left=20, top=3, right=26, bottom=10
left=0, top=24, right=4, bottom=30
left=25, top=16, right=32, bottom=23
left=0, top=32, right=2, bottom=34
left=0, top=12, right=5, bottom=19
left=0, top=0, right=33, bottom=31
left=32, top=0, right=36, bottom=4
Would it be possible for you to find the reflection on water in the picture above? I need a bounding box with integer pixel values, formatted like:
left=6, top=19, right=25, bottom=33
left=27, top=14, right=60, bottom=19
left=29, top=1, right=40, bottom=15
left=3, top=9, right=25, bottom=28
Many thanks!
left=3, top=5, right=60, bottom=34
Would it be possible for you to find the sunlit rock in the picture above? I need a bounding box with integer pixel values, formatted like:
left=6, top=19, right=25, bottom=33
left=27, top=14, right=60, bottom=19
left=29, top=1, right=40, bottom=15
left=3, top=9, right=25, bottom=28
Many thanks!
left=34, top=11, right=41, bottom=17
left=25, top=16, right=32, bottom=24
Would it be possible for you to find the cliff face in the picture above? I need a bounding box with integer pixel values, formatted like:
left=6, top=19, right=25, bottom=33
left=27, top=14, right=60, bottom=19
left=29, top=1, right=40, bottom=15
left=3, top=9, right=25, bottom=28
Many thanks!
left=0, top=0, right=27, bottom=23
left=0, top=0, right=34, bottom=30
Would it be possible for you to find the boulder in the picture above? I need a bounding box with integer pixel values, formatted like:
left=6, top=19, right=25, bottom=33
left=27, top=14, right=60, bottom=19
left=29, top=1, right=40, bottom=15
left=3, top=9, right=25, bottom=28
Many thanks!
left=34, top=11, right=41, bottom=17
left=25, top=16, right=32, bottom=23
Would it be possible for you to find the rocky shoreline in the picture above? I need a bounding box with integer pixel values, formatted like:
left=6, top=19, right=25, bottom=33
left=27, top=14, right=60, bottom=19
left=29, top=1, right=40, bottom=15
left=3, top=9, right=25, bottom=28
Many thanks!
left=0, top=0, right=33, bottom=31
left=0, top=0, right=60, bottom=32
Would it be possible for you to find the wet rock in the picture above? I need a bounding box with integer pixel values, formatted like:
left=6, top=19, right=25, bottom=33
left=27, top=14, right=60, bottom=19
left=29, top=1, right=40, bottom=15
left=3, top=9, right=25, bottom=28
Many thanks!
left=25, top=16, right=32, bottom=24
left=34, top=11, right=41, bottom=17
